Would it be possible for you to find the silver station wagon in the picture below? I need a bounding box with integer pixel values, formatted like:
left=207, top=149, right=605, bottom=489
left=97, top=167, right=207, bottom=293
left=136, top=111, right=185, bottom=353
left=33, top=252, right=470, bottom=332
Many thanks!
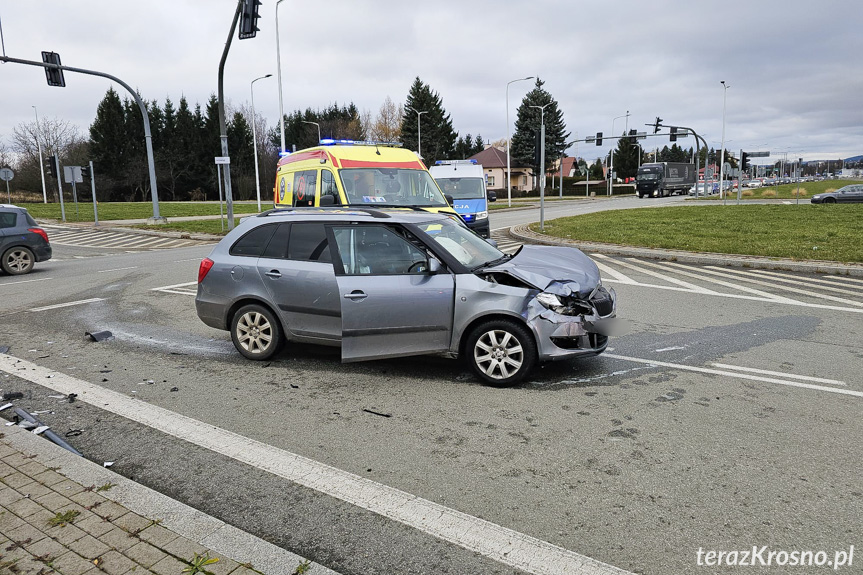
left=195, top=208, right=617, bottom=386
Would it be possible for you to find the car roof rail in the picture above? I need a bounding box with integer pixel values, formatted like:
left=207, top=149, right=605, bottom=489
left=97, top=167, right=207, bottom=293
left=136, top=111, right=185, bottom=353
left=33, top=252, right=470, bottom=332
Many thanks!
left=257, top=206, right=391, bottom=219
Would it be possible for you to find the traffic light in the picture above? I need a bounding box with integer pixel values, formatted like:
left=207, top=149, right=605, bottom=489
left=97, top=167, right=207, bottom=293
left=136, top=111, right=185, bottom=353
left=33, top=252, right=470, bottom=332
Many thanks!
left=81, top=166, right=91, bottom=179
left=45, top=162, right=54, bottom=178
left=741, top=152, right=750, bottom=173
left=669, top=127, right=677, bottom=142
left=41, top=51, right=66, bottom=87
left=595, top=132, right=602, bottom=146
left=238, top=0, right=262, bottom=39
left=628, top=129, right=637, bottom=142
left=653, top=117, right=663, bottom=134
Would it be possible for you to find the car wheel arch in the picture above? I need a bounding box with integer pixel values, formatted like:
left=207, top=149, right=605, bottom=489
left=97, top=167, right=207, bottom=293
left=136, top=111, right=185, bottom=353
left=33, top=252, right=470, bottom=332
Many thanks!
left=457, top=312, right=538, bottom=360
left=225, top=297, right=285, bottom=334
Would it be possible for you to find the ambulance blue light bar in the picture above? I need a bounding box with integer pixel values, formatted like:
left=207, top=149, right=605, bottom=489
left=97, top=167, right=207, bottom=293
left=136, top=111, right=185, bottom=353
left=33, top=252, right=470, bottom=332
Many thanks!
left=434, top=159, right=478, bottom=165
left=318, top=139, right=402, bottom=147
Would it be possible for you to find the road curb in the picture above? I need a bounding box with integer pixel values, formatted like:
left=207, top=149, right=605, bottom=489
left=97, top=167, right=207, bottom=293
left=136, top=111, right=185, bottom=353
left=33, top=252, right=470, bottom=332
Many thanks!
left=509, top=224, right=863, bottom=277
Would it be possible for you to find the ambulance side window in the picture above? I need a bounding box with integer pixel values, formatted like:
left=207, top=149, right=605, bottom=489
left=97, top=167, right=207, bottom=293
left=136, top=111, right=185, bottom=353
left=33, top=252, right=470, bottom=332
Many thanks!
left=292, top=170, right=317, bottom=207
left=321, top=170, right=341, bottom=205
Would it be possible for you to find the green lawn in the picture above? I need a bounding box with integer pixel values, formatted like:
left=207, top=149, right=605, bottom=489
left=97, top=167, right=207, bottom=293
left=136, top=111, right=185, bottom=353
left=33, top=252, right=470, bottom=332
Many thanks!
left=132, top=218, right=244, bottom=235
left=24, top=201, right=262, bottom=222
left=531, top=204, right=863, bottom=263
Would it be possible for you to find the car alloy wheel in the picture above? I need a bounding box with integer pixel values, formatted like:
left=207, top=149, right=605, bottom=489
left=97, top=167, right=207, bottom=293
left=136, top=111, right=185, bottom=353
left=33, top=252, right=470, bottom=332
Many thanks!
left=231, top=304, right=282, bottom=360
left=467, top=319, right=536, bottom=387
left=1, top=247, right=35, bottom=275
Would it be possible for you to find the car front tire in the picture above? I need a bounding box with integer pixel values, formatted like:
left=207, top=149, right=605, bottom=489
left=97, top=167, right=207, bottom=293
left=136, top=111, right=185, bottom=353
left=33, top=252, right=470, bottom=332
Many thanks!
left=466, top=319, right=536, bottom=387
left=230, top=304, right=283, bottom=360
left=1, top=247, right=35, bottom=275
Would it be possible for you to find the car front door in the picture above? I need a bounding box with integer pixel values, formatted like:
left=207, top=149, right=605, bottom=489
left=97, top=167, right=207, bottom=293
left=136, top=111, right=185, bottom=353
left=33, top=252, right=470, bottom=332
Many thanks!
left=330, top=224, right=454, bottom=362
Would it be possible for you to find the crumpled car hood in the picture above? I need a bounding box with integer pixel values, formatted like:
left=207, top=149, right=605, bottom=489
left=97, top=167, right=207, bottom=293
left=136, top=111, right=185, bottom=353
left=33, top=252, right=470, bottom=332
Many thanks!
left=488, top=245, right=601, bottom=297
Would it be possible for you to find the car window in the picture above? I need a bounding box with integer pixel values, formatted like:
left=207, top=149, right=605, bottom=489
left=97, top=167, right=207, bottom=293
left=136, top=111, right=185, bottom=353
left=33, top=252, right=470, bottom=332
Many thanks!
left=0, top=212, right=16, bottom=229
left=321, top=170, right=341, bottom=205
left=24, top=213, right=38, bottom=227
left=229, top=224, right=278, bottom=257
left=292, top=170, right=317, bottom=207
left=288, top=223, right=331, bottom=262
left=332, top=225, right=428, bottom=275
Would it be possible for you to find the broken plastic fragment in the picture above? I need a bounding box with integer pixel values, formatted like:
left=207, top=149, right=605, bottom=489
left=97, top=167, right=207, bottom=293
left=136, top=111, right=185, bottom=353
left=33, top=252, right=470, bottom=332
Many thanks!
left=0, top=346, right=9, bottom=354
left=103, top=461, right=114, bottom=468
left=85, top=331, right=114, bottom=342
left=33, top=425, right=50, bottom=435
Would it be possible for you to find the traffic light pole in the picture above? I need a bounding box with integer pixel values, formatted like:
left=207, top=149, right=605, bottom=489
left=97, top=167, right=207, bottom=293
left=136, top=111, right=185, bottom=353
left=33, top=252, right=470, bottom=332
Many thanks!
left=89, top=160, right=99, bottom=226
left=0, top=55, right=165, bottom=223
left=54, top=154, right=66, bottom=223
left=217, top=1, right=244, bottom=231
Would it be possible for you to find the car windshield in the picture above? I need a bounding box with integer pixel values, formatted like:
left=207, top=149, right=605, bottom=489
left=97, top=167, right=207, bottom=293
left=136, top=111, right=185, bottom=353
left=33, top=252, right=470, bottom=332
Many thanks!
left=637, top=170, right=660, bottom=181
left=435, top=177, right=485, bottom=199
left=415, top=218, right=504, bottom=269
left=340, top=168, right=449, bottom=207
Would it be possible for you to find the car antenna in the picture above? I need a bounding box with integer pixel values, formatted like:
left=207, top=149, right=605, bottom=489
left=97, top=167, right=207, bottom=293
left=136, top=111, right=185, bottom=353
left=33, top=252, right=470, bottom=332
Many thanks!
left=374, top=142, right=381, bottom=155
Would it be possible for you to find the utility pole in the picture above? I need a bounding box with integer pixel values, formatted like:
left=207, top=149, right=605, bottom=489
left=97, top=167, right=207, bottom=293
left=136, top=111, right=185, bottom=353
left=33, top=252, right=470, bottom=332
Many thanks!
left=217, top=1, right=243, bottom=231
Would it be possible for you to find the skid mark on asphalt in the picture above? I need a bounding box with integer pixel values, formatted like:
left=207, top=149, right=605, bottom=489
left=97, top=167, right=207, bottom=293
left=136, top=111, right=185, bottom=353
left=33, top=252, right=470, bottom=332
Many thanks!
left=0, top=354, right=634, bottom=575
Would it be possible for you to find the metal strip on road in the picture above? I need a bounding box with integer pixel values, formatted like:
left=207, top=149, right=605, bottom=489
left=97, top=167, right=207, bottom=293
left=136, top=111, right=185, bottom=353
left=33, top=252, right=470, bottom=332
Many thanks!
left=605, top=353, right=862, bottom=398
left=0, top=354, right=634, bottom=575
left=28, top=298, right=104, bottom=312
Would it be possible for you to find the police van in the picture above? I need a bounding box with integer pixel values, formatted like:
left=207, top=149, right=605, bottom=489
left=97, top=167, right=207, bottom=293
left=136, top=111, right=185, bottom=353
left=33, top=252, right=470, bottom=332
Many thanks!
left=429, top=160, right=492, bottom=237
left=273, top=140, right=459, bottom=219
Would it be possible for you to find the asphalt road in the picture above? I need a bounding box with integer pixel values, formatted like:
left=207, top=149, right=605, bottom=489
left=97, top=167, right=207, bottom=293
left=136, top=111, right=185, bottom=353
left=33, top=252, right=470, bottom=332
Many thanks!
left=1, top=203, right=860, bottom=575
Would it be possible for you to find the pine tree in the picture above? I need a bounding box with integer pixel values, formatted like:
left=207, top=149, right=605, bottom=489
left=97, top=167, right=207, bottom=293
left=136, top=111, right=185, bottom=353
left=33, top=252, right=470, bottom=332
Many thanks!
left=612, top=132, right=640, bottom=180
left=400, top=77, right=456, bottom=165
left=89, top=88, right=127, bottom=199
left=510, top=79, right=570, bottom=173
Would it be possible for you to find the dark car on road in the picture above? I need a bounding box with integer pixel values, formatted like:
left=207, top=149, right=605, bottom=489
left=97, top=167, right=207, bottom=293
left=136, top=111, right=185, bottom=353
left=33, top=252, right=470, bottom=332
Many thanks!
left=0, top=204, right=52, bottom=275
left=810, top=184, right=863, bottom=204
left=195, top=207, right=617, bottom=386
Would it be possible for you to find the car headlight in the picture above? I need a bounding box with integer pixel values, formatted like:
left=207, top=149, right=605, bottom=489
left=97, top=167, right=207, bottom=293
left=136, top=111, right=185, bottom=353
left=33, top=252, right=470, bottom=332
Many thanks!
left=536, top=293, right=594, bottom=316
left=475, top=211, right=488, bottom=220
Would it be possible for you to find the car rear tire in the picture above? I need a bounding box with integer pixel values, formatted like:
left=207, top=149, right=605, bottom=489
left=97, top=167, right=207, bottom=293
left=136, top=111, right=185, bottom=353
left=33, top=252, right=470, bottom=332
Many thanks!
left=1, top=247, right=35, bottom=275
left=230, top=304, right=283, bottom=360
left=465, top=319, right=536, bottom=387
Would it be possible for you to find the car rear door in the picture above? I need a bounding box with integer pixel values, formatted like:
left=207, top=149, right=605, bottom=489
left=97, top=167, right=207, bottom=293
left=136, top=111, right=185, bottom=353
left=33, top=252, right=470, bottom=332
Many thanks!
left=330, top=223, right=454, bottom=362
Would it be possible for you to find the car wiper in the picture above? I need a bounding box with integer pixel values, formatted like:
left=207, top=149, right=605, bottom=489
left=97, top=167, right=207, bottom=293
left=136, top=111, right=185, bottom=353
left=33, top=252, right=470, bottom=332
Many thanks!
left=471, top=253, right=512, bottom=272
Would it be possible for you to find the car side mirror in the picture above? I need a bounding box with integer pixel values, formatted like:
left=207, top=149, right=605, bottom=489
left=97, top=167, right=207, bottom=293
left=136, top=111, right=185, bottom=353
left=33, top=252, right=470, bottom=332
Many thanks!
left=487, top=192, right=497, bottom=202
left=485, top=238, right=498, bottom=248
left=444, top=193, right=455, bottom=206
left=319, top=194, right=335, bottom=206
left=427, top=258, right=442, bottom=274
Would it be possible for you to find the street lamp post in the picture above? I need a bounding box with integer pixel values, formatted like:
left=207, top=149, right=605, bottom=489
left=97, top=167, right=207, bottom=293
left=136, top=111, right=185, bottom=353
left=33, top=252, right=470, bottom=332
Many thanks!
left=302, top=121, right=321, bottom=144
left=275, top=0, right=287, bottom=155
left=505, top=76, right=534, bottom=207
left=609, top=111, right=629, bottom=196
left=32, top=106, right=47, bottom=203
left=719, top=81, right=730, bottom=200
left=251, top=73, right=272, bottom=212
left=406, top=107, right=428, bottom=158
left=530, top=103, right=551, bottom=231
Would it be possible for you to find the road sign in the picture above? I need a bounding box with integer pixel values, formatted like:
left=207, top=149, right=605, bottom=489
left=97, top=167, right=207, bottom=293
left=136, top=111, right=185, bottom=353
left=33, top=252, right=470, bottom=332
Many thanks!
left=215, top=156, right=231, bottom=165
left=63, top=166, right=83, bottom=184
left=723, top=162, right=732, bottom=175
left=704, top=168, right=714, bottom=179
left=0, top=168, right=14, bottom=182
left=748, top=151, right=770, bottom=158
left=636, top=132, right=647, bottom=140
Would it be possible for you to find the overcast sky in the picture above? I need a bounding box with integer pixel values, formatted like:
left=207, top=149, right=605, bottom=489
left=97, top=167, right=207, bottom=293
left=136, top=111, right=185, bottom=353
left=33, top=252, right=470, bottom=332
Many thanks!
left=1, top=0, right=861, bottom=166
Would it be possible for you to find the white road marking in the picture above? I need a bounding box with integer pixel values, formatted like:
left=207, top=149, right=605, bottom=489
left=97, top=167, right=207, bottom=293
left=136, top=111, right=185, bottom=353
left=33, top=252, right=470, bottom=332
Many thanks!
left=0, top=277, right=53, bottom=287
left=711, top=363, right=846, bottom=386
left=151, top=281, right=197, bottom=294
left=605, top=258, right=721, bottom=294
left=28, top=298, right=104, bottom=312
left=0, top=354, right=632, bottom=575
left=655, top=346, right=686, bottom=352
left=174, top=257, right=205, bottom=263
left=705, top=266, right=863, bottom=297
left=627, top=259, right=797, bottom=303
left=96, top=266, right=139, bottom=273
left=604, top=353, right=862, bottom=398
left=592, top=256, right=636, bottom=283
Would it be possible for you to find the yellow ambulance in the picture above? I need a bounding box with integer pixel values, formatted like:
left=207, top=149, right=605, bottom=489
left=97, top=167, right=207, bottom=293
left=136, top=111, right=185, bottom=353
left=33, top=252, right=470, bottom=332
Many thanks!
left=273, top=140, right=459, bottom=217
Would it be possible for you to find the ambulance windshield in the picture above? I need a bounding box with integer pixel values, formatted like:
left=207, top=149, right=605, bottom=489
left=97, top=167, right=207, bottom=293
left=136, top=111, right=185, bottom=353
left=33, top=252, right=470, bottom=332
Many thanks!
left=340, top=168, right=449, bottom=207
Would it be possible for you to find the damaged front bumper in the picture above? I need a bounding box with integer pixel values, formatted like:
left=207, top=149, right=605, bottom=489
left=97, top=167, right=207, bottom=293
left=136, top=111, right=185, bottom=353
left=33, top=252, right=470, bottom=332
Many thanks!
left=527, top=285, right=618, bottom=361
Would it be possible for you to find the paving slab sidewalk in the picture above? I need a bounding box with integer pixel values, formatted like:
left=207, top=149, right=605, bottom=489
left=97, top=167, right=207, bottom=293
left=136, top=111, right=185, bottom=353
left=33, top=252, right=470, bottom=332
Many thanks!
left=0, top=425, right=336, bottom=575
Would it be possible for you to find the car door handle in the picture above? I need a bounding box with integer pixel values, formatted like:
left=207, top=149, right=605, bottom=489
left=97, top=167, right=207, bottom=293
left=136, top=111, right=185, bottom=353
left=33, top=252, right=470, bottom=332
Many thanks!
left=265, top=270, right=282, bottom=278
left=343, top=290, right=367, bottom=300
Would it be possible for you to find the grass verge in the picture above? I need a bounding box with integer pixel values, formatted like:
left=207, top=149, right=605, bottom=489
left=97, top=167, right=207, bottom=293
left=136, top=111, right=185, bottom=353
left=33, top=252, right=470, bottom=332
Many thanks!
left=24, top=201, right=262, bottom=222
left=698, top=180, right=863, bottom=201
left=531, top=204, right=863, bottom=263
left=132, top=218, right=243, bottom=235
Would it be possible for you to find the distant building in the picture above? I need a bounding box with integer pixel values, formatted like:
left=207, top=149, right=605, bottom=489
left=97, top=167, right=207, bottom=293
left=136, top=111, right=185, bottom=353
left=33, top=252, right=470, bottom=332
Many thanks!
left=467, top=146, right=533, bottom=193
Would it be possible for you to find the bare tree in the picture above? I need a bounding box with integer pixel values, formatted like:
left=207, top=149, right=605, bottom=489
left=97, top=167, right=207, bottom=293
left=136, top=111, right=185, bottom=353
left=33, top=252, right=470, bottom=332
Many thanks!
left=370, top=96, right=402, bottom=142
left=12, top=117, right=85, bottom=166
left=0, top=140, right=14, bottom=170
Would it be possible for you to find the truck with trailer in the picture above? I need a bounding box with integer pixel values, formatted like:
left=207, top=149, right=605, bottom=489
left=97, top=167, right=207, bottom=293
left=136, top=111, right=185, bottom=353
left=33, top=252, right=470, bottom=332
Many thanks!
left=635, top=162, right=696, bottom=198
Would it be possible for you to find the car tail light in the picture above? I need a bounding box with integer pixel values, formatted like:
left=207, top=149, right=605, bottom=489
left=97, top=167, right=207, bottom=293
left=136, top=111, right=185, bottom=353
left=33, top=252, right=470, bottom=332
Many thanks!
left=28, top=228, right=49, bottom=244
left=198, top=258, right=214, bottom=283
